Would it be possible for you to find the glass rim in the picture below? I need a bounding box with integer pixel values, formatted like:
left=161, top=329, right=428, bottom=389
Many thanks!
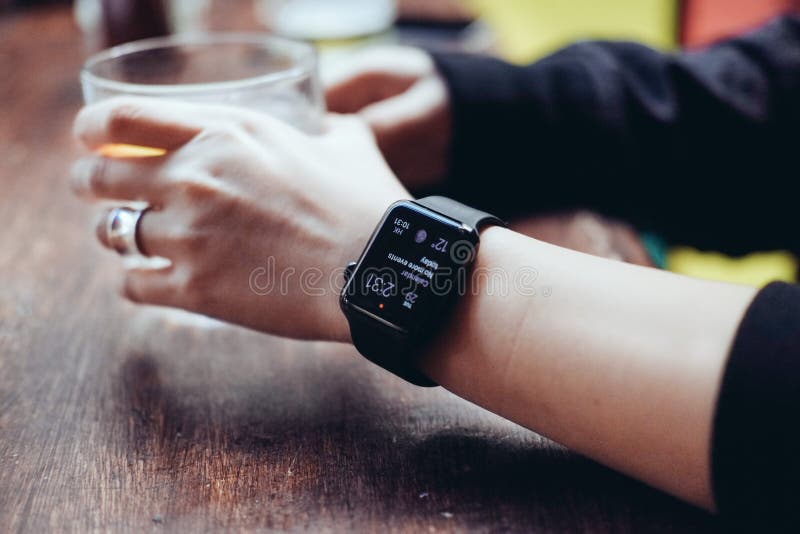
left=81, top=32, right=317, bottom=96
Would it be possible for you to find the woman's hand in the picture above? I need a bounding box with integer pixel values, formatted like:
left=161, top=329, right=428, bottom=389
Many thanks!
left=324, top=46, right=451, bottom=190
left=72, top=97, right=410, bottom=342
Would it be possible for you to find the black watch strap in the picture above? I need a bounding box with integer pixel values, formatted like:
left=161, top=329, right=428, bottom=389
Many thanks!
left=346, top=197, right=505, bottom=387
left=346, top=310, right=437, bottom=387
left=415, top=196, right=506, bottom=232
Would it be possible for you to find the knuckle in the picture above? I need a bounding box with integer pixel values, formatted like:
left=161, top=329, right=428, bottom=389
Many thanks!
left=182, top=230, right=211, bottom=255
left=234, top=117, right=260, bottom=136
left=155, top=213, right=211, bottom=255
left=180, top=179, right=220, bottom=205
left=87, top=157, right=109, bottom=194
left=122, top=275, right=144, bottom=303
left=195, top=124, right=246, bottom=146
left=161, top=164, right=195, bottom=185
left=184, top=272, right=206, bottom=296
left=108, top=104, right=143, bottom=139
left=176, top=269, right=211, bottom=309
left=171, top=181, right=238, bottom=231
left=74, top=121, right=95, bottom=149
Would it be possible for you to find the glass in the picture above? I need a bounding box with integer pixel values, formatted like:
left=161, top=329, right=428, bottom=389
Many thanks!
left=80, top=33, right=325, bottom=325
left=257, top=0, right=397, bottom=41
left=81, top=32, right=325, bottom=139
left=80, top=33, right=324, bottom=250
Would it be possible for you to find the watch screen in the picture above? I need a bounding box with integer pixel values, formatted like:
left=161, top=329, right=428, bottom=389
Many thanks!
left=343, top=202, right=474, bottom=333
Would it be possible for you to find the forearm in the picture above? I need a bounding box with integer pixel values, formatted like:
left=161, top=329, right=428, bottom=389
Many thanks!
left=420, top=227, right=756, bottom=509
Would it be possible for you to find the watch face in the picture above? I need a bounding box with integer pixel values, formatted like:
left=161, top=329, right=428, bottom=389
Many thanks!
left=342, top=201, right=477, bottom=334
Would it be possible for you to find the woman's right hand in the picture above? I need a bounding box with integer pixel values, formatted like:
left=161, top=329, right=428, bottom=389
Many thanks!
left=71, top=97, right=411, bottom=342
left=324, top=46, right=452, bottom=190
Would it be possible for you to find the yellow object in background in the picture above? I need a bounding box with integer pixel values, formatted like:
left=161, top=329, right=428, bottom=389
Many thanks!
left=466, top=0, right=678, bottom=63
left=667, top=248, right=797, bottom=287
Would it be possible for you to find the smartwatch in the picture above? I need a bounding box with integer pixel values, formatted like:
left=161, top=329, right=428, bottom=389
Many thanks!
left=340, top=196, right=505, bottom=387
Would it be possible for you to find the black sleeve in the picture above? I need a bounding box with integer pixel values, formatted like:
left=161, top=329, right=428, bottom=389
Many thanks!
left=713, top=282, right=800, bottom=530
left=430, top=15, right=800, bottom=256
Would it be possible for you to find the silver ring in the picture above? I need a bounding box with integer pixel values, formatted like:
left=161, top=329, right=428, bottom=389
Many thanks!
left=106, top=207, right=147, bottom=256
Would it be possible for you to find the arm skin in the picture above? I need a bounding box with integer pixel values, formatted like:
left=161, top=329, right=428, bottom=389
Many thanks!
left=325, top=225, right=755, bottom=510
left=431, top=16, right=800, bottom=255
left=412, top=228, right=754, bottom=510
left=73, top=97, right=757, bottom=513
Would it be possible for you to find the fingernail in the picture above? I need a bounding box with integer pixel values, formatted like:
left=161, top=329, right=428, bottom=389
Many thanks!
left=69, top=158, right=95, bottom=196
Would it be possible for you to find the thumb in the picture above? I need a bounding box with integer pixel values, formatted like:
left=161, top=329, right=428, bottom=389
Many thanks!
left=358, top=76, right=449, bottom=135
left=323, top=46, right=433, bottom=113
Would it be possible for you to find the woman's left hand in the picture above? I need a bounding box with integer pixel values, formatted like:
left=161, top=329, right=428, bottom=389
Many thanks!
left=72, top=97, right=410, bottom=342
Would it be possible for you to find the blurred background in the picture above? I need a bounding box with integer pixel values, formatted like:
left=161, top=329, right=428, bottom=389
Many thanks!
left=2, top=0, right=799, bottom=285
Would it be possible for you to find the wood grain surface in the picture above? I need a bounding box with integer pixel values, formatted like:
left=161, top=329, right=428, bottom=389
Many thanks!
left=0, top=4, right=719, bottom=532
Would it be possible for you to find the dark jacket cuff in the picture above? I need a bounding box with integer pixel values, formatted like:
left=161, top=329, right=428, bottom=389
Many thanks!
left=712, top=281, right=800, bottom=529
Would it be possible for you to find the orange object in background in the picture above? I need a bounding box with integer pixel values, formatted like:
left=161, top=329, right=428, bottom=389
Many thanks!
left=681, top=0, right=800, bottom=48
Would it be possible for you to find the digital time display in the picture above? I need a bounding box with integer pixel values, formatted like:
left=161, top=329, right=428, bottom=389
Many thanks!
left=342, top=202, right=475, bottom=334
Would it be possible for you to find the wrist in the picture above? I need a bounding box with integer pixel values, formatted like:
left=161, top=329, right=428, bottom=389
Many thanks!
left=338, top=195, right=504, bottom=387
left=321, top=189, right=414, bottom=344
left=417, top=226, right=513, bottom=386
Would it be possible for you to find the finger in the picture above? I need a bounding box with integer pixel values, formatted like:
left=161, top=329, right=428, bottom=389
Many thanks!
left=323, top=47, right=431, bottom=113
left=74, top=96, right=268, bottom=151
left=322, top=46, right=432, bottom=89
left=95, top=207, right=174, bottom=259
left=326, top=71, right=419, bottom=114
left=358, top=76, right=447, bottom=133
left=71, top=156, right=166, bottom=202
left=123, top=265, right=181, bottom=308
left=74, top=97, right=210, bottom=151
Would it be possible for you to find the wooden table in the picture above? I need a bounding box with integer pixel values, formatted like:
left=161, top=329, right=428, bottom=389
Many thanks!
left=0, top=5, right=719, bottom=532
